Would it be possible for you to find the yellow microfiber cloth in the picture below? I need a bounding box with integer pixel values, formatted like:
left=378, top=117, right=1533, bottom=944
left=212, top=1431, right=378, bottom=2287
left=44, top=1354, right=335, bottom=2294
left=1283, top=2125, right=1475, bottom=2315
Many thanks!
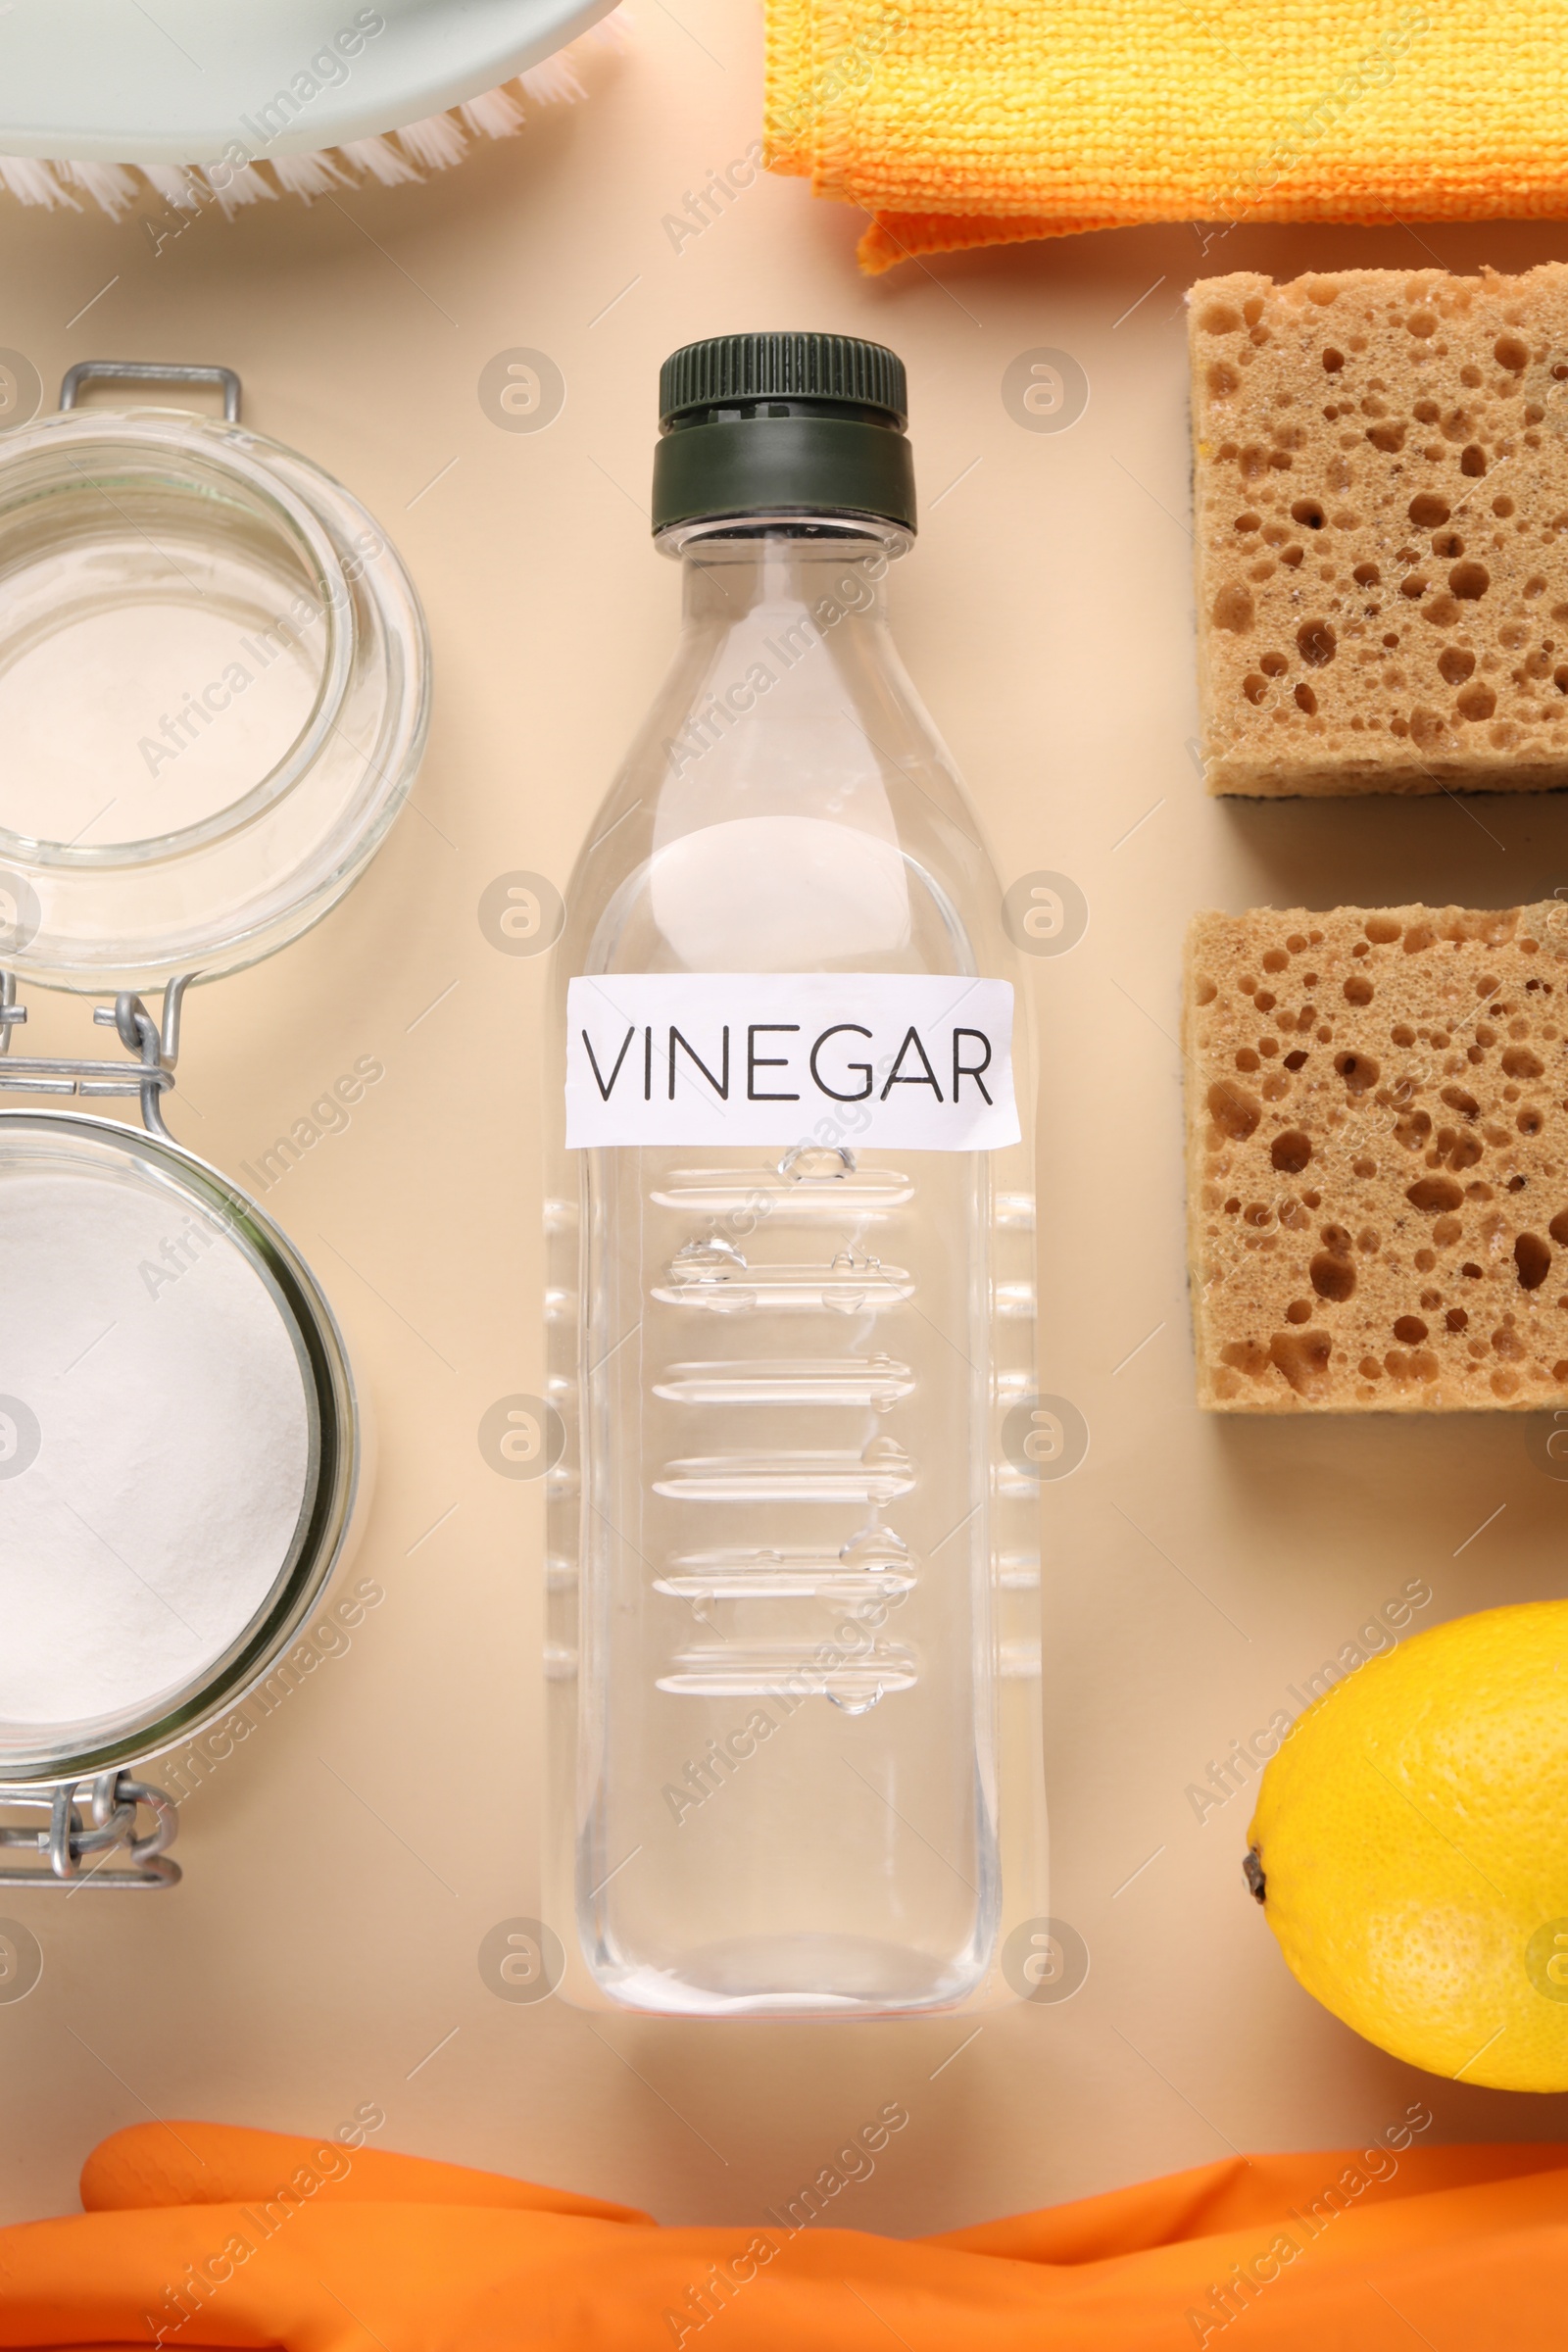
left=764, top=0, right=1568, bottom=272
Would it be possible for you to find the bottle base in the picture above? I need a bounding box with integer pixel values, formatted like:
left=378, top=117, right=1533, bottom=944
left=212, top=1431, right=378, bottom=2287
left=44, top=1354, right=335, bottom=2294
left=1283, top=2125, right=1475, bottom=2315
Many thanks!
left=585, top=1929, right=990, bottom=2018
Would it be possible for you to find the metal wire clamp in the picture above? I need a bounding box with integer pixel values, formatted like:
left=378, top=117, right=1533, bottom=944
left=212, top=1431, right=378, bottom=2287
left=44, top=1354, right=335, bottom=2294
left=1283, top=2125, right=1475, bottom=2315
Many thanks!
left=0, top=971, right=190, bottom=1137
left=0, top=1774, right=180, bottom=1888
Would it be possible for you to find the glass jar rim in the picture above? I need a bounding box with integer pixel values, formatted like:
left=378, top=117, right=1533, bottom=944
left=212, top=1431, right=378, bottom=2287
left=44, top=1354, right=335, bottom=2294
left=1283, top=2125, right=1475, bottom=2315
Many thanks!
left=0, top=1104, right=361, bottom=1785
left=0, top=409, right=355, bottom=870
left=0, top=397, right=430, bottom=994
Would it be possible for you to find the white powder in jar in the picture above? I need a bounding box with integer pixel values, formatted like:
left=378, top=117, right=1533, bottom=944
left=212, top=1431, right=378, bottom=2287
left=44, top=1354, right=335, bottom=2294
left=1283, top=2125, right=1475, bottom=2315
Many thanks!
left=0, top=1146, right=312, bottom=1744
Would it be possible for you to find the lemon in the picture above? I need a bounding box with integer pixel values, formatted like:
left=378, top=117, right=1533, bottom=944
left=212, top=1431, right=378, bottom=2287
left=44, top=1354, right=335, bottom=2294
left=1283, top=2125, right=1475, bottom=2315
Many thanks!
left=1247, top=1599, right=1568, bottom=2091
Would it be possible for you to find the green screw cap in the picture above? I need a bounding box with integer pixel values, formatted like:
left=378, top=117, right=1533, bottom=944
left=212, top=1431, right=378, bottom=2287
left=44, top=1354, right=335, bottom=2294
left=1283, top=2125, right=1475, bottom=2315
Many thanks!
left=652, top=331, right=916, bottom=536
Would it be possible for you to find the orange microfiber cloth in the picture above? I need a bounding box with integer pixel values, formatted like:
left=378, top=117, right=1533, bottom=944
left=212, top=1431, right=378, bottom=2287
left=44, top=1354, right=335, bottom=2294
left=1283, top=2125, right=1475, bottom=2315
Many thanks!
left=1, top=2122, right=1567, bottom=2347
left=764, top=0, right=1568, bottom=271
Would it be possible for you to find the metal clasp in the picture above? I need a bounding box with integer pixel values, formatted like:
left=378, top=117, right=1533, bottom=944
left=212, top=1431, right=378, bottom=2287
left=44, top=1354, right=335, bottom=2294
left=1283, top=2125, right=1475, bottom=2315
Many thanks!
left=0, top=1772, right=180, bottom=1888
left=60, top=360, right=243, bottom=423
left=0, top=971, right=191, bottom=1139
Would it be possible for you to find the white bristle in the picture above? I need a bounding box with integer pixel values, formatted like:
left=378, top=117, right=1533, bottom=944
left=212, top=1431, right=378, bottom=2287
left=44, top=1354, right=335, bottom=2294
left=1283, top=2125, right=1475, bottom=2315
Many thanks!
left=518, top=57, right=587, bottom=104
left=459, top=86, right=525, bottom=139
left=0, top=8, right=630, bottom=216
left=0, top=156, right=77, bottom=208
left=58, top=159, right=138, bottom=217
left=200, top=161, right=277, bottom=216
left=338, top=135, right=423, bottom=186
left=141, top=164, right=203, bottom=211
left=395, top=113, right=468, bottom=171
left=270, top=148, right=354, bottom=200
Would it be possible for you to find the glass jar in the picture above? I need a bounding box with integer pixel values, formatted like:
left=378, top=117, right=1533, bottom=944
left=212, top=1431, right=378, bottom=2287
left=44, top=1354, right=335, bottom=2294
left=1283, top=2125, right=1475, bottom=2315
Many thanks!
left=0, top=363, right=427, bottom=1887
left=0, top=361, right=429, bottom=991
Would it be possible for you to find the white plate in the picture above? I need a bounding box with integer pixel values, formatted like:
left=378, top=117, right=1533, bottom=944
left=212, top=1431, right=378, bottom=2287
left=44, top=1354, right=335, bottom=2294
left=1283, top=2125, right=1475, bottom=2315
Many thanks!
left=0, top=0, right=615, bottom=163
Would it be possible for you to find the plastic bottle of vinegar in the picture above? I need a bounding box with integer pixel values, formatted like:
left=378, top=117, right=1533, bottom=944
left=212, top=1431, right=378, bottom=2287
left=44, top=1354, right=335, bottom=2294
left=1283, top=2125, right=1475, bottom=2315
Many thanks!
left=546, top=334, right=1041, bottom=2016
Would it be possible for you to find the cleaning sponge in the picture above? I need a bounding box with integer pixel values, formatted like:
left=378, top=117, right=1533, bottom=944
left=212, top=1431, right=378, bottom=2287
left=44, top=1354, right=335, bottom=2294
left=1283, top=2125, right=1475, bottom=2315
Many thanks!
left=1186, top=902, right=1568, bottom=1410
left=1191, top=264, right=1568, bottom=796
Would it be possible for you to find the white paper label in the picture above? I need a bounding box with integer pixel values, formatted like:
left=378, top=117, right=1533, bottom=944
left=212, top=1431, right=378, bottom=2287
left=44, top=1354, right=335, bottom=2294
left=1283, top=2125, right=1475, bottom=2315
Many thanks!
left=566, top=973, right=1019, bottom=1151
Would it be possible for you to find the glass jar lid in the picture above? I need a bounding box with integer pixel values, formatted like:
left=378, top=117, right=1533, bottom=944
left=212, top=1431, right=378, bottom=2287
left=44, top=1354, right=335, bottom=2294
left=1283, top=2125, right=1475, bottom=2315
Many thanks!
left=0, top=1108, right=360, bottom=1784
left=0, top=364, right=430, bottom=992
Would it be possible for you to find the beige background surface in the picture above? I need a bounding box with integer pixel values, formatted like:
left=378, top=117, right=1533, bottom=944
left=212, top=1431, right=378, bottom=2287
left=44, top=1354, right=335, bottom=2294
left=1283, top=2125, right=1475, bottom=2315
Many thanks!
left=4, top=0, right=1568, bottom=2237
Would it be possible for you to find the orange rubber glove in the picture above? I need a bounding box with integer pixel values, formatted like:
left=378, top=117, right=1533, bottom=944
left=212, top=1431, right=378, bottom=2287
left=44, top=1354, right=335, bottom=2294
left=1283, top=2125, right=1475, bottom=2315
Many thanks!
left=0, top=2122, right=1565, bottom=2350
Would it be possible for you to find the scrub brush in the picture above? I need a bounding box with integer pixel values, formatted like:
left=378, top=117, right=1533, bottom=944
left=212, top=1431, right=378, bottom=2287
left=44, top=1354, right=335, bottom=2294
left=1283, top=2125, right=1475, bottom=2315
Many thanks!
left=0, top=9, right=626, bottom=220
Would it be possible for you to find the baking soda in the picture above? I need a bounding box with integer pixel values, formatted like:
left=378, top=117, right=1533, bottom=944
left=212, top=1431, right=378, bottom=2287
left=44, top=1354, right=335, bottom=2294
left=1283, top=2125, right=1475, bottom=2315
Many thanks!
left=0, top=1158, right=311, bottom=1740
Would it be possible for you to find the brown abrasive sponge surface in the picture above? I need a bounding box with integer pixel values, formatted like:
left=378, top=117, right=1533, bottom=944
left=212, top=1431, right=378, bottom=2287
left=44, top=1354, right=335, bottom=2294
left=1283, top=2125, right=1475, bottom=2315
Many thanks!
left=1190, top=263, right=1568, bottom=796
left=1185, top=903, right=1568, bottom=1411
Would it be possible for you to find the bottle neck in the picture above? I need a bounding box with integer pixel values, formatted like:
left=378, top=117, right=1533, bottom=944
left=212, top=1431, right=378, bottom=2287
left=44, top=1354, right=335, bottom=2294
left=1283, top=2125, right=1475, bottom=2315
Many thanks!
left=659, top=515, right=909, bottom=636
